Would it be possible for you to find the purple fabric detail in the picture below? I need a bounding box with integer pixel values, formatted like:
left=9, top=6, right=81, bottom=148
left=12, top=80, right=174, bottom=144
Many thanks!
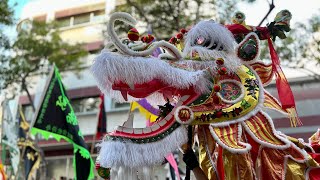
left=137, top=99, right=159, bottom=115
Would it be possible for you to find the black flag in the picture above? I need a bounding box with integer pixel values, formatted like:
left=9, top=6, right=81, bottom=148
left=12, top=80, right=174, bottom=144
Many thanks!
left=31, top=66, right=94, bottom=180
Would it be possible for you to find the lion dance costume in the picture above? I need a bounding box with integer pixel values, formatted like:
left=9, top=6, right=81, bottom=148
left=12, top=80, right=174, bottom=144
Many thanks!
left=91, top=11, right=320, bottom=180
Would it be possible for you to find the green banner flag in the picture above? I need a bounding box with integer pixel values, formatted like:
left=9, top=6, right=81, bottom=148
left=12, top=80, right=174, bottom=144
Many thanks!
left=31, top=66, right=94, bottom=180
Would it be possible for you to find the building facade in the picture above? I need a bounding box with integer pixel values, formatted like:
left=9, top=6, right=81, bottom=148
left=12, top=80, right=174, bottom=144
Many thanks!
left=18, top=0, right=163, bottom=179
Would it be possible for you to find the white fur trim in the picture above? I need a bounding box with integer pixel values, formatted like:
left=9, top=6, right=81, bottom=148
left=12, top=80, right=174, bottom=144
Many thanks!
left=110, top=166, right=153, bottom=180
left=91, top=50, right=212, bottom=103
left=97, top=126, right=187, bottom=168
left=182, top=20, right=242, bottom=73
left=209, top=124, right=252, bottom=154
left=183, top=20, right=236, bottom=54
left=241, top=111, right=291, bottom=149
left=174, top=106, right=194, bottom=124
left=236, top=32, right=261, bottom=64
left=217, top=79, right=245, bottom=104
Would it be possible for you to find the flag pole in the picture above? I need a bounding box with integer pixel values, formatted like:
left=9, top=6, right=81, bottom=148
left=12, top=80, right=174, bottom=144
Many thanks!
left=19, top=65, right=55, bottom=180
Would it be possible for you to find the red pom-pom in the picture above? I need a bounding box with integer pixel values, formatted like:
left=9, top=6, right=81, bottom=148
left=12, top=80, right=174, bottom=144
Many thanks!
left=128, top=28, right=140, bottom=41
left=176, top=33, right=183, bottom=39
left=212, top=95, right=220, bottom=104
left=180, top=28, right=187, bottom=34
left=213, top=84, right=221, bottom=92
left=218, top=67, right=228, bottom=75
left=148, top=34, right=155, bottom=42
left=169, top=37, right=177, bottom=44
left=95, top=162, right=101, bottom=170
left=216, top=111, right=223, bottom=118
left=141, top=34, right=155, bottom=43
left=216, top=58, right=224, bottom=65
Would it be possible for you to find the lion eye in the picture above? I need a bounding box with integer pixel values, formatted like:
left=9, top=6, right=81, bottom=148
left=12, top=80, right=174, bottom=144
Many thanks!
left=196, top=36, right=205, bottom=45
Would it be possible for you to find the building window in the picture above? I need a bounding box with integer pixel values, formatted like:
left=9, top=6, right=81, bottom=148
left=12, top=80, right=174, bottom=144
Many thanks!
left=57, top=16, right=71, bottom=28
left=113, top=101, right=130, bottom=109
left=55, top=10, right=105, bottom=28
left=91, top=10, right=105, bottom=22
left=73, top=13, right=91, bottom=25
left=70, top=97, right=100, bottom=113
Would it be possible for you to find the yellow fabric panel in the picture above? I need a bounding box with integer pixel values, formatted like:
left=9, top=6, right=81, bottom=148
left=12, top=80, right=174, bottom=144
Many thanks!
left=198, top=126, right=219, bottom=180
left=285, top=158, right=306, bottom=180
left=223, top=150, right=254, bottom=180
left=130, top=102, right=158, bottom=122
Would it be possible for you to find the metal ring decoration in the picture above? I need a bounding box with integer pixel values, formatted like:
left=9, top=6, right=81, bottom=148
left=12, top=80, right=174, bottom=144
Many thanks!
left=217, top=79, right=245, bottom=104
left=174, top=106, right=194, bottom=124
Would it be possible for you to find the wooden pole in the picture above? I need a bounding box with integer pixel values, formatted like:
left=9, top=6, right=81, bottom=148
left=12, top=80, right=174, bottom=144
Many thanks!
left=185, top=125, right=192, bottom=180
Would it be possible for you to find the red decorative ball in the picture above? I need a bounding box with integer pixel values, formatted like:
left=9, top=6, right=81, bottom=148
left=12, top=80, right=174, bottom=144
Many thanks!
left=213, top=84, right=221, bottom=92
left=141, top=34, right=155, bottom=43
left=216, top=111, right=223, bottom=118
left=180, top=28, right=187, bottom=34
left=216, top=58, right=224, bottom=65
left=176, top=33, right=183, bottom=39
left=218, top=67, right=228, bottom=75
left=95, top=162, right=101, bottom=170
left=212, top=95, right=220, bottom=104
left=127, top=28, right=140, bottom=41
left=169, top=37, right=177, bottom=44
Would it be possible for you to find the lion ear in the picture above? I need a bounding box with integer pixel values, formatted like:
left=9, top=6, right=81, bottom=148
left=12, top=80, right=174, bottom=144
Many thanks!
left=236, top=32, right=260, bottom=64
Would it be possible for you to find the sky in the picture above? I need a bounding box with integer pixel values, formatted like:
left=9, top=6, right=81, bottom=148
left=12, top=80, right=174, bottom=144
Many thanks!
left=238, top=0, right=319, bottom=26
left=9, top=0, right=29, bottom=19
left=10, top=0, right=320, bottom=23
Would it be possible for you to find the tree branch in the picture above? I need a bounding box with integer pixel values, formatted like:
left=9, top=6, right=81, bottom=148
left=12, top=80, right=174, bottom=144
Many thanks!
left=258, top=0, right=275, bottom=26
left=126, top=0, right=159, bottom=37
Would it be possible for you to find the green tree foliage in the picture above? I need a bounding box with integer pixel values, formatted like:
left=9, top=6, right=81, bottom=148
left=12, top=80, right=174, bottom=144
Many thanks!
left=0, top=0, right=14, bottom=49
left=302, top=12, right=320, bottom=65
left=0, top=20, right=87, bottom=105
left=114, top=0, right=254, bottom=39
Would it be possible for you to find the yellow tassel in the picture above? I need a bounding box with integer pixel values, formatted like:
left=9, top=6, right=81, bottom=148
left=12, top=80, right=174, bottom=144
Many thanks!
left=286, top=108, right=302, bottom=127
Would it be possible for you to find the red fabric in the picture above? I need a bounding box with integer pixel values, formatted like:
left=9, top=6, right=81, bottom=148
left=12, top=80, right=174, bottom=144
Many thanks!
left=112, top=79, right=168, bottom=98
left=217, top=146, right=225, bottom=180
left=225, top=24, right=269, bottom=40
left=95, top=94, right=107, bottom=139
left=225, top=24, right=251, bottom=35
left=267, top=38, right=296, bottom=110
left=309, top=168, right=320, bottom=180
left=112, top=80, right=200, bottom=105
left=245, top=132, right=260, bottom=165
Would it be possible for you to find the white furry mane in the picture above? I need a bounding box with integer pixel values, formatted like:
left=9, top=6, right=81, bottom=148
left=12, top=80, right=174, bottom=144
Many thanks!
left=182, top=20, right=241, bottom=73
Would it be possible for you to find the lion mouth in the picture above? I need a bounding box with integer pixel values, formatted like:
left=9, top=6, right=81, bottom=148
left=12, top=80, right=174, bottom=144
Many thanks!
left=106, top=95, right=191, bottom=140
